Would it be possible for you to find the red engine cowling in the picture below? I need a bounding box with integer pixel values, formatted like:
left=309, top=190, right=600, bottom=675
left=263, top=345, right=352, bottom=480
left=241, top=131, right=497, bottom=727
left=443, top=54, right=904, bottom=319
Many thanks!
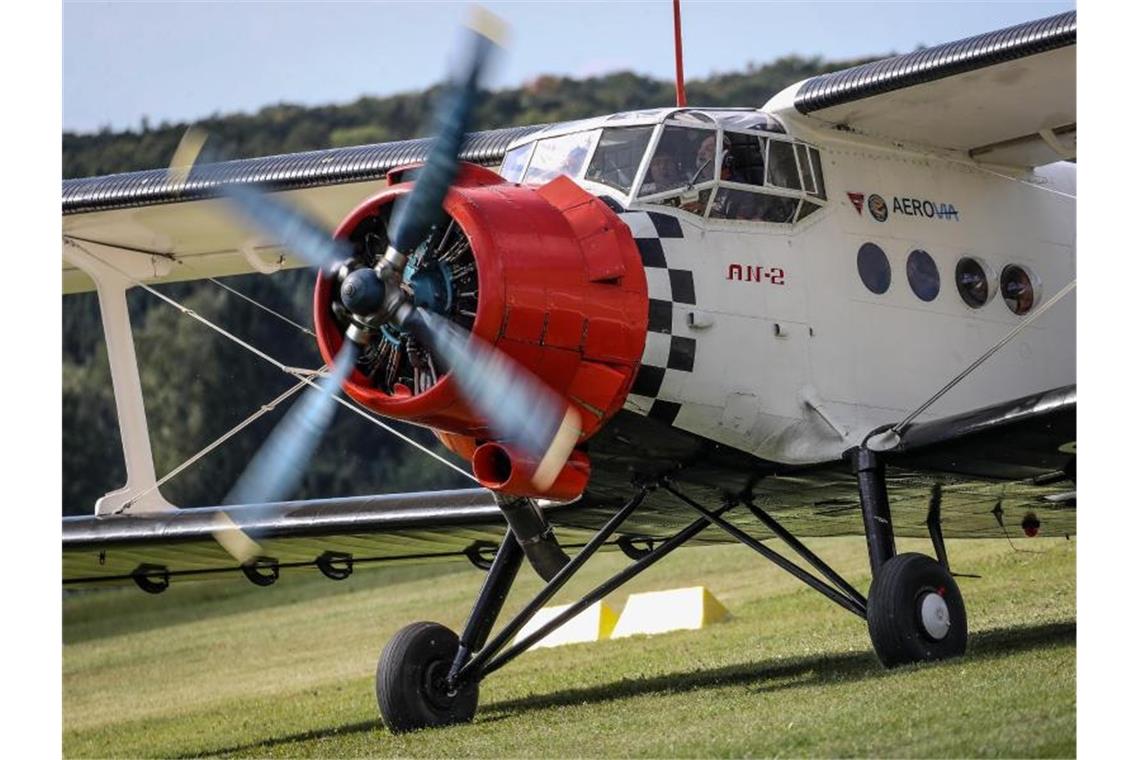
left=313, top=163, right=648, bottom=498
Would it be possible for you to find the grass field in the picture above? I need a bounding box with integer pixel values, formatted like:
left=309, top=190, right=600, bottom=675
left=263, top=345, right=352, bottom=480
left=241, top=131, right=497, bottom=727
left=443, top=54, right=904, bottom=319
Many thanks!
left=63, top=536, right=1075, bottom=757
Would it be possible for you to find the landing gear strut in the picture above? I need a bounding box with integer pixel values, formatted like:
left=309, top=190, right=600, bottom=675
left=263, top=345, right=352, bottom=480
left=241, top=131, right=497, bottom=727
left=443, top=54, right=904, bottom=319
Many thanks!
left=376, top=486, right=713, bottom=732
left=853, top=447, right=968, bottom=667
left=376, top=451, right=972, bottom=732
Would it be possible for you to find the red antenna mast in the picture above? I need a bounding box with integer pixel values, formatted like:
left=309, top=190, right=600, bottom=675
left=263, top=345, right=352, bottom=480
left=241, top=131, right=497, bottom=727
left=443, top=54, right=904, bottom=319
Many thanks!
left=673, top=0, right=687, bottom=107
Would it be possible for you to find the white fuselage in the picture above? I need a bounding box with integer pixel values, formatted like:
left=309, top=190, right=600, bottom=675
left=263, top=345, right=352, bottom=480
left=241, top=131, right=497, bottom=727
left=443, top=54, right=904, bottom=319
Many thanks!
left=613, top=143, right=1075, bottom=465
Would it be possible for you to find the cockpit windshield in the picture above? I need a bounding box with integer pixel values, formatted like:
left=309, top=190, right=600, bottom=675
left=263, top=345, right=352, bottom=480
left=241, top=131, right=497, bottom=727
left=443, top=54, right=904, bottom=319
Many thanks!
left=633, top=118, right=827, bottom=225
left=584, top=127, right=653, bottom=194
left=522, top=131, right=595, bottom=185
left=498, top=109, right=827, bottom=226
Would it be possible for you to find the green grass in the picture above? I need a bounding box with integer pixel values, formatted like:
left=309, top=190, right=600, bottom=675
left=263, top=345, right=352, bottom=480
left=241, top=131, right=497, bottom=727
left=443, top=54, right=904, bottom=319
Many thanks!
left=63, top=537, right=1075, bottom=758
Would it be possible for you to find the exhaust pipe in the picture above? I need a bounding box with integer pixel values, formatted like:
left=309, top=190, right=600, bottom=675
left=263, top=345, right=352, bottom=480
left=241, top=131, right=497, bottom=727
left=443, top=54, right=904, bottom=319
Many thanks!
left=472, top=443, right=590, bottom=501
left=474, top=444, right=589, bottom=580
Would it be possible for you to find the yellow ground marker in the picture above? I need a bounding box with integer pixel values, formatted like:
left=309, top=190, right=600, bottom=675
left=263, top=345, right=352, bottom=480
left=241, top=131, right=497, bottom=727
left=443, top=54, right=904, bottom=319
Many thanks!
left=611, top=586, right=730, bottom=638
left=513, top=600, right=619, bottom=650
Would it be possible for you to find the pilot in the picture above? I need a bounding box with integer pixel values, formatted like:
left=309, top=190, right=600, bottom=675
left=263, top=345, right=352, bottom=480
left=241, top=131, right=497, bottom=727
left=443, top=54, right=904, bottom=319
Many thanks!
left=720, top=135, right=745, bottom=182
left=696, top=134, right=718, bottom=179
left=676, top=134, right=720, bottom=213
left=642, top=151, right=681, bottom=195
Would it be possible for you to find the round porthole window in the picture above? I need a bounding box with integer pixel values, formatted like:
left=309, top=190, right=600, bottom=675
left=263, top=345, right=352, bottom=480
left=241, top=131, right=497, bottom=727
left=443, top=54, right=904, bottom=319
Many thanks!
left=906, top=249, right=940, bottom=302
left=1000, top=264, right=1036, bottom=315
left=955, top=257, right=991, bottom=308
left=857, top=243, right=891, bottom=294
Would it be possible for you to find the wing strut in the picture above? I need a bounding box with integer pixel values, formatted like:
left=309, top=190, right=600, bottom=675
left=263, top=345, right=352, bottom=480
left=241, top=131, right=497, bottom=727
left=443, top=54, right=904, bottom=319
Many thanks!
left=63, top=240, right=479, bottom=501
left=62, top=238, right=174, bottom=515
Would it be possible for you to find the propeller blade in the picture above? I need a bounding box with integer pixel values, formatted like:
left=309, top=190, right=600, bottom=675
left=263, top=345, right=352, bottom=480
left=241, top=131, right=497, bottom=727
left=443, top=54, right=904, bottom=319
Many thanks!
left=212, top=342, right=358, bottom=561
left=167, top=127, right=209, bottom=193
left=168, top=127, right=351, bottom=273
left=405, top=308, right=579, bottom=490
left=168, top=127, right=352, bottom=272
left=225, top=341, right=357, bottom=507
left=387, top=9, right=505, bottom=255
left=221, top=182, right=355, bottom=272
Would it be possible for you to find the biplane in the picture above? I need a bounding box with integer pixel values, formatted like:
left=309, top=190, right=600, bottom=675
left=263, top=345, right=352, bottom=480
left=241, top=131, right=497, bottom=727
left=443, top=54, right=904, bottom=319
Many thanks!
left=62, top=6, right=1075, bottom=733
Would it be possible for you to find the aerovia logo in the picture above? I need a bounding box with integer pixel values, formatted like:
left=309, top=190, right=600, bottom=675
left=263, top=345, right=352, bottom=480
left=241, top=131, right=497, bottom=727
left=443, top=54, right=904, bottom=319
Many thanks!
left=893, top=196, right=960, bottom=221
left=848, top=191, right=960, bottom=222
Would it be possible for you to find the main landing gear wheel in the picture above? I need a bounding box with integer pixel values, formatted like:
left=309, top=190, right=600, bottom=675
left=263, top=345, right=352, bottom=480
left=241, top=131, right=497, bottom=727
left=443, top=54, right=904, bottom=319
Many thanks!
left=866, top=553, right=968, bottom=667
left=376, top=622, right=478, bottom=733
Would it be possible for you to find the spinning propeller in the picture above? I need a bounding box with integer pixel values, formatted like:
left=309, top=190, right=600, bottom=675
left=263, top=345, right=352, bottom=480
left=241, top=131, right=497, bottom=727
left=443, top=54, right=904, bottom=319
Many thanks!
left=181, top=9, right=579, bottom=562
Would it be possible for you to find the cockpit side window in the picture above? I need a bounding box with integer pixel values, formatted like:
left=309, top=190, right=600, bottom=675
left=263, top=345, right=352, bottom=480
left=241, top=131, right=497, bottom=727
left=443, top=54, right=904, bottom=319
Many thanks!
left=808, top=147, right=827, bottom=200
left=522, top=131, right=597, bottom=186
left=583, top=126, right=654, bottom=195
left=766, top=139, right=801, bottom=191
left=722, top=132, right=766, bottom=187
left=709, top=189, right=801, bottom=223
left=795, top=144, right=815, bottom=195
left=639, top=126, right=716, bottom=198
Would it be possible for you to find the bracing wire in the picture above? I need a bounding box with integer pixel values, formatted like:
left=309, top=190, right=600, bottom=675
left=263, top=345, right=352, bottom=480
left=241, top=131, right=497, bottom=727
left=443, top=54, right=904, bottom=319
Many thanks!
left=117, top=378, right=311, bottom=512
left=185, top=261, right=317, bottom=337
left=882, top=279, right=1076, bottom=443
left=64, top=237, right=479, bottom=486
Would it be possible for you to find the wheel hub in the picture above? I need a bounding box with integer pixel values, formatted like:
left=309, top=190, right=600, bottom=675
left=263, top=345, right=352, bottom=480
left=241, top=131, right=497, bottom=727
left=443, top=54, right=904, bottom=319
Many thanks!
left=421, top=659, right=457, bottom=711
left=919, top=591, right=951, bottom=640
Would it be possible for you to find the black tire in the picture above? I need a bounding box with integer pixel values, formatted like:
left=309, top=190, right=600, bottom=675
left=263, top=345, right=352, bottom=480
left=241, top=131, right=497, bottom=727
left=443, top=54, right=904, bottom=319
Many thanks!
left=866, top=553, right=967, bottom=667
left=376, top=622, right=477, bottom=733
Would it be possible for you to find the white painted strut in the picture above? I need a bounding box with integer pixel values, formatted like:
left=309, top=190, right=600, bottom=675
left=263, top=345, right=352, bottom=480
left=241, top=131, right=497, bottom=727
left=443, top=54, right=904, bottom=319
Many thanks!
left=62, top=239, right=175, bottom=515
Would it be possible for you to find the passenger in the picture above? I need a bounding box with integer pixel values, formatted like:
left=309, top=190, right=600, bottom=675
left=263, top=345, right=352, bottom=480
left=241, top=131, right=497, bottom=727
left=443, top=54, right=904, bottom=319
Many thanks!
left=642, top=151, right=681, bottom=195
left=695, top=133, right=746, bottom=183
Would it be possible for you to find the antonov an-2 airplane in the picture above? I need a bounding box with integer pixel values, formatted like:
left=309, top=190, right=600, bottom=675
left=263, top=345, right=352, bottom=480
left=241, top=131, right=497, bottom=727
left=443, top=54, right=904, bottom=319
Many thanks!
left=62, top=7, right=1075, bottom=733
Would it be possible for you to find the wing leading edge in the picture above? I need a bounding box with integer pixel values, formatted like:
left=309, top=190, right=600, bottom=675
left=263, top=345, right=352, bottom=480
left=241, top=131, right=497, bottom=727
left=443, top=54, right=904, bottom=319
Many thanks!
left=62, top=124, right=549, bottom=293
left=769, top=11, right=1076, bottom=167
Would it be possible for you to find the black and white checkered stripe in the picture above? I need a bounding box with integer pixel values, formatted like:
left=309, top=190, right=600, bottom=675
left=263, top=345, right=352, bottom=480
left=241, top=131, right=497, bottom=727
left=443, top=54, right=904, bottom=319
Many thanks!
left=608, top=204, right=698, bottom=426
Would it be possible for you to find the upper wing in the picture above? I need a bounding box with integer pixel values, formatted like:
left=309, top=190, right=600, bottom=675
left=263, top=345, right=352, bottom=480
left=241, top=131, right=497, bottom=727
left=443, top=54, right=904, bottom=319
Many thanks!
left=62, top=125, right=546, bottom=293
left=767, top=11, right=1076, bottom=167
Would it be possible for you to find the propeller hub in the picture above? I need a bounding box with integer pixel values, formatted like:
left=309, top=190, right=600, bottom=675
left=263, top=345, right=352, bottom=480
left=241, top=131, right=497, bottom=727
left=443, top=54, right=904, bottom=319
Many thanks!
left=407, top=260, right=453, bottom=314
left=340, top=268, right=385, bottom=317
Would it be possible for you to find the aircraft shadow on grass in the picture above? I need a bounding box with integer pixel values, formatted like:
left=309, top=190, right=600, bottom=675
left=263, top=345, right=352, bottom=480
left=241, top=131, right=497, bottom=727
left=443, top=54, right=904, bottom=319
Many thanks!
left=484, top=620, right=1075, bottom=714
left=192, top=620, right=1073, bottom=756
